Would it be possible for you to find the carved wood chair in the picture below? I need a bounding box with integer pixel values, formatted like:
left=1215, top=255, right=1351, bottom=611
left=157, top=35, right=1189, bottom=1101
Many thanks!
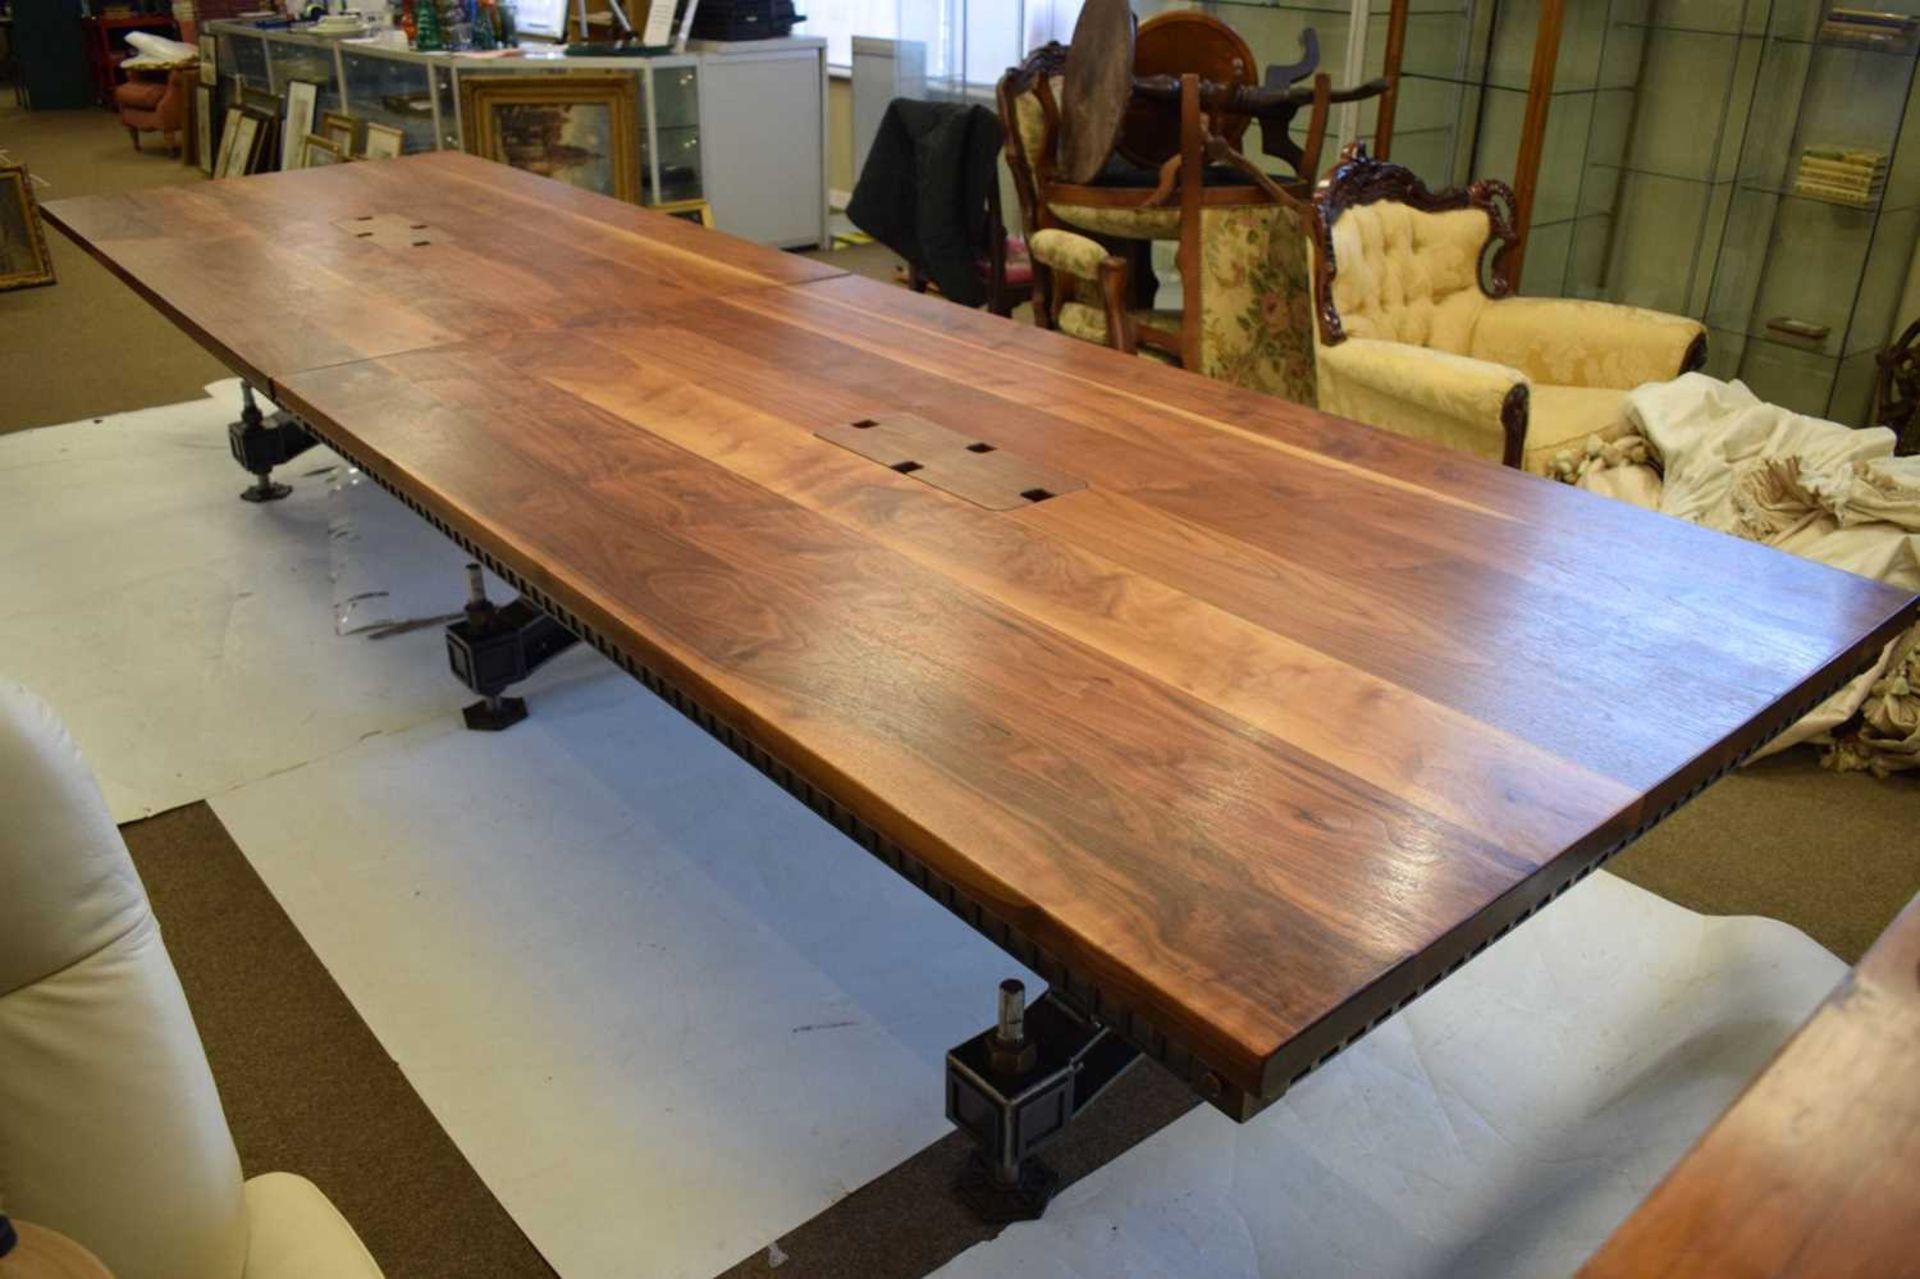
left=1310, top=144, right=1708, bottom=472
left=996, top=34, right=1325, bottom=404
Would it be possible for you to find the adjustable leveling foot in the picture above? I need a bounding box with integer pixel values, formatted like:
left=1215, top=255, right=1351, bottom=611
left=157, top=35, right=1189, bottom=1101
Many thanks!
left=946, top=979, right=1140, bottom=1222
left=228, top=383, right=315, bottom=502
left=445, top=564, right=580, bottom=731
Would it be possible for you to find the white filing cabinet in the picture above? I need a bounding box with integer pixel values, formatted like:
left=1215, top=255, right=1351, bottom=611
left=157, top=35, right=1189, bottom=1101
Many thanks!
left=691, top=39, right=830, bottom=249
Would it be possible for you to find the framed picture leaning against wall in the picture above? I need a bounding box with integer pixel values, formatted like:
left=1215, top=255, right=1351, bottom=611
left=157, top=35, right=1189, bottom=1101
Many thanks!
left=457, top=73, right=640, bottom=203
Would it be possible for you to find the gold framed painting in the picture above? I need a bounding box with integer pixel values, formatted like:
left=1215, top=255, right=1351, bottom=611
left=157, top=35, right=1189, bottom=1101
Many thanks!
left=320, top=110, right=358, bottom=154
left=362, top=122, right=405, bottom=160
left=0, top=163, right=57, bottom=292
left=302, top=134, right=347, bottom=167
left=457, top=73, right=639, bottom=203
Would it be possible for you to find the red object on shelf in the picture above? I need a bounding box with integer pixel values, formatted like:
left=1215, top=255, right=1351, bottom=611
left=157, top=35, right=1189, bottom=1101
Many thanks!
left=80, top=14, right=180, bottom=111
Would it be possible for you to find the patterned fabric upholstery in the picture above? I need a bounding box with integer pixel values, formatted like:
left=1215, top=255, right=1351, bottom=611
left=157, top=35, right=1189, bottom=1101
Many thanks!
left=1197, top=204, right=1317, bottom=405
left=1029, top=227, right=1109, bottom=279
left=1327, top=202, right=1491, bottom=353
left=1049, top=203, right=1182, bottom=241
left=1469, top=296, right=1705, bottom=390
left=1011, top=82, right=1055, bottom=177
left=1058, top=304, right=1182, bottom=361
left=1317, top=338, right=1521, bottom=461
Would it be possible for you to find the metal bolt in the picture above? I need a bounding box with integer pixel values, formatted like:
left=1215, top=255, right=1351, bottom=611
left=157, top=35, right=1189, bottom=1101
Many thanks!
left=988, top=978, right=1037, bottom=1077
left=465, top=562, right=487, bottom=608
left=996, top=979, right=1026, bottom=1047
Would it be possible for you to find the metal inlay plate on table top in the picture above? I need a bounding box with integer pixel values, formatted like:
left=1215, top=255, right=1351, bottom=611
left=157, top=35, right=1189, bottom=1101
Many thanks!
left=331, top=213, right=439, bottom=249
left=815, top=413, right=1086, bottom=511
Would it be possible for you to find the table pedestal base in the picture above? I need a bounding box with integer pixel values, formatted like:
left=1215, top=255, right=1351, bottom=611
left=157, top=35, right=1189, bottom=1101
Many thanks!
left=445, top=564, right=580, bottom=731
left=228, top=384, right=315, bottom=503
left=946, top=980, right=1140, bottom=1221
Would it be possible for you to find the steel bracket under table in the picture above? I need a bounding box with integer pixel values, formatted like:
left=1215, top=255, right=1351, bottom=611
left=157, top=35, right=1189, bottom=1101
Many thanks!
left=445, top=563, right=582, bottom=731
left=947, top=978, right=1141, bottom=1221
left=228, top=383, right=317, bottom=503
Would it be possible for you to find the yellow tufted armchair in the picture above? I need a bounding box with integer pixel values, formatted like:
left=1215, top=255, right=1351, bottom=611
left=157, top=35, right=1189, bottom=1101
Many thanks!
left=1309, top=145, right=1707, bottom=472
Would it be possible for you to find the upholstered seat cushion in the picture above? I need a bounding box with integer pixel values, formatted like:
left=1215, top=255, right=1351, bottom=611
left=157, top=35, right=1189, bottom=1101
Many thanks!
left=1058, top=303, right=1183, bottom=348
left=114, top=80, right=169, bottom=109
left=1327, top=202, right=1492, bottom=353
left=1524, top=384, right=1634, bottom=474
left=1049, top=201, right=1181, bottom=241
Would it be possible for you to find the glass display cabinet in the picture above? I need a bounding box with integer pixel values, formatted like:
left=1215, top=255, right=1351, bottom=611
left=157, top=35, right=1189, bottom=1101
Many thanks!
left=645, top=63, right=703, bottom=204
left=1385, top=0, right=1645, bottom=295
left=1125, top=0, right=1627, bottom=293
left=200, top=22, right=828, bottom=248
left=217, top=28, right=273, bottom=93
left=264, top=30, right=345, bottom=117
left=341, top=45, right=440, bottom=154
left=1565, top=0, right=1767, bottom=316
left=1704, top=0, right=1920, bottom=422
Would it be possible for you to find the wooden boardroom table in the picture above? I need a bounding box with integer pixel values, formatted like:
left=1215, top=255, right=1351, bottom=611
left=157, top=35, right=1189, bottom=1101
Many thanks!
left=46, top=153, right=1919, bottom=1135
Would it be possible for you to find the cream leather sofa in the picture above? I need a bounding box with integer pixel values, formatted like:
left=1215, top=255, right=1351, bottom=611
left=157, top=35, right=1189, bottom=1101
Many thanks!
left=0, top=681, right=384, bottom=1279
left=1311, top=145, right=1706, bottom=472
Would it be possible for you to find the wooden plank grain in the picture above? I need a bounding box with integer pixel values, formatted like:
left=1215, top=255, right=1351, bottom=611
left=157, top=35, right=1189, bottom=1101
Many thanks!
left=51, top=159, right=1920, bottom=1116
left=563, top=294, right=1903, bottom=787
left=275, top=343, right=1552, bottom=1094
left=40, top=151, right=842, bottom=394
left=532, top=323, right=1635, bottom=859
left=1580, top=893, right=1920, bottom=1279
left=273, top=305, right=1917, bottom=1105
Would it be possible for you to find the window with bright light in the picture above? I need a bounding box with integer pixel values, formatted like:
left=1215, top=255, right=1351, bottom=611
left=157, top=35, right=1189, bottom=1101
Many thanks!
left=801, top=0, right=1082, bottom=79
left=798, top=0, right=899, bottom=69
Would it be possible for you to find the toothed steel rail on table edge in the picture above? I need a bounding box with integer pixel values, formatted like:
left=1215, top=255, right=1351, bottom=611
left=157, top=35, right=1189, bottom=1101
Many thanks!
left=278, top=408, right=1897, bottom=1122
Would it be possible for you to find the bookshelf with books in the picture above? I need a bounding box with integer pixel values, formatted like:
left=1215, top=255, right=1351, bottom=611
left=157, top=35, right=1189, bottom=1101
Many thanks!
left=1704, top=0, right=1920, bottom=423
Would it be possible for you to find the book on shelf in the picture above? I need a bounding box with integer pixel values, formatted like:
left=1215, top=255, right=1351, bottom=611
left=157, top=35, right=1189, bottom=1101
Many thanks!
left=1826, top=8, right=1917, bottom=30
left=1821, top=9, right=1919, bottom=50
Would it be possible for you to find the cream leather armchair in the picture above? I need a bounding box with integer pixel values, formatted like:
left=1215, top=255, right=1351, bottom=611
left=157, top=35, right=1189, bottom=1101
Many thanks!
left=1310, top=145, right=1706, bottom=472
left=0, top=681, right=384, bottom=1279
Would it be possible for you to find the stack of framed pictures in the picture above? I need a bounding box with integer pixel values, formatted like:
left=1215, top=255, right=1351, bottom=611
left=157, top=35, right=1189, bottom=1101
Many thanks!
left=321, top=110, right=358, bottom=154
left=213, top=107, right=274, bottom=179
left=363, top=123, right=405, bottom=160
